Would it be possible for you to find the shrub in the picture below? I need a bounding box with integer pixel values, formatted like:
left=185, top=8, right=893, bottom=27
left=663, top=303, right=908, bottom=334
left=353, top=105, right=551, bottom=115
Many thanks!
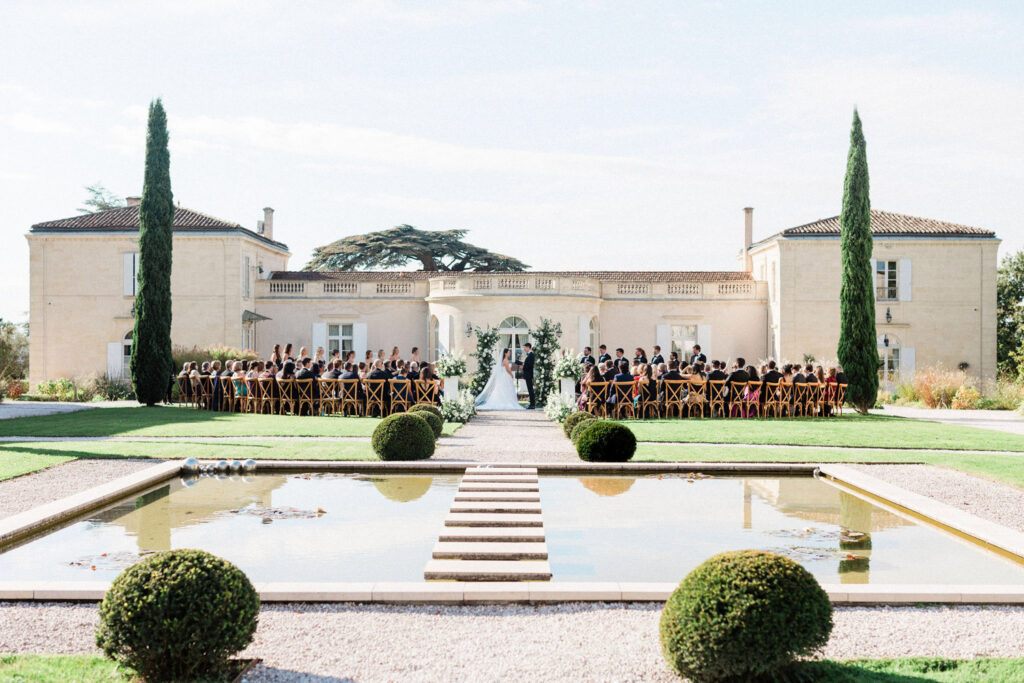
left=912, top=365, right=964, bottom=408
left=371, top=413, right=436, bottom=460
left=660, top=550, right=833, bottom=682
left=93, top=374, right=136, bottom=401
left=562, top=410, right=595, bottom=438
left=951, top=384, right=981, bottom=410
left=95, top=549, right=259, bottom=681
left=417, top=410, right=444, bottom=439
left=6, top=380, right=25, bottom=400
left=570, top=417, right=597, bottom=444
left=171, top=344, right=258, bottom=370
left=408, top=404, right=443, bottom=421
left=544, top=393, right=576, bottom=423
left=576, top=421, right=636, bottom=462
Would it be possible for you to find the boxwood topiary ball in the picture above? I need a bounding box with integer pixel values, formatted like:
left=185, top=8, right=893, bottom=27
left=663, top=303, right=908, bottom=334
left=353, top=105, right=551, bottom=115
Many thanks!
left=570, top=417, right=597, bottom=444
left=660, top=550, right=833, bottom=682
left=372, top=413, right=436, bottom=460
left=575, top=420, right=636, bottom=462
left=408, top=404, right=443, bottom=421
left=562, top=410, right=595, bottom=439
left=95, top=549, right=260, bottom=682
left=415, top=410, right=443, bottom=439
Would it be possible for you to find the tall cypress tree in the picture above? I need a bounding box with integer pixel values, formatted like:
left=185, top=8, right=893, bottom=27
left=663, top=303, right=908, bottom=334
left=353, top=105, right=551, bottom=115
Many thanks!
left=837, top=109, right=878, bottom=414
left=131, top=99, right=174, bottom=406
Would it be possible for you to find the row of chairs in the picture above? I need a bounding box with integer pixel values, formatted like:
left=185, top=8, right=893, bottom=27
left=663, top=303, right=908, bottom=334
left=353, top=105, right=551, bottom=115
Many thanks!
left=178, top=376, right=441, bottom=417
left=584, top=380, right=848, bottom=419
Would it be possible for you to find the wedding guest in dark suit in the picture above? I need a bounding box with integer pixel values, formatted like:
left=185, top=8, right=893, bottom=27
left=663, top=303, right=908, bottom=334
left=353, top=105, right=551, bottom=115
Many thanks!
left=613, top=347, right=626, bottom=366
left=706, top=360, right=727, bottom=382
left=836, top=365, right=848, bottom=385
left=295, top=357, right=320, bottom=414
left=669, top=351, right=680, bottom=365
left=612, top=360, right=634, bottom=384
left=650, top=345, right=664, bottom=366
left=761, top=360, right=783, bottom=406
left=407, top=361, right=421, bottom=380
left=324, top=359, right=343, bottom=380
left=340, top=362, right=364, bottom=405
left=367, top=359, right=392, bottom=414
left=633, top=348, right=648, bottom=365
left=598, top=345, right=612, bottom=364
left=600, top=361, right=615, bottom=382
left=690, top=344, right=707, bottom=366
left=580, top=346, right=597, bottom=366
left=725, top=358, right=749, bottom=409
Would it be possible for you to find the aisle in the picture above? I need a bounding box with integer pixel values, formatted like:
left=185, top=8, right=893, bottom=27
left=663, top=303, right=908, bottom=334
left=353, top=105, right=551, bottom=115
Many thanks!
left=432, top=410, right=577, bottom=463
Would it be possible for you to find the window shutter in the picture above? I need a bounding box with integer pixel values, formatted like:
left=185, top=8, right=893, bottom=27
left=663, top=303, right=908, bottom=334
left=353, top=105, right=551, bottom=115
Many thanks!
left=311, top=323, right=327, bottom=355
left=107, top=342, right=123, bottom=379
left=697, top=324, right=712, bottom=356
left=123, top=253, right=136, bottom=296
left=577, top=315, right=589, bottom=351
left=242, top=256, right=250, bottom=298
left=655, top=324, right=670, bottom=355
left=438, top=316, right=451, bottom=355
left=898, top=259, right=912, bottom=301
left=353, top=323, right=368, bottom=361
left=901, top=346, right=915, bottom=379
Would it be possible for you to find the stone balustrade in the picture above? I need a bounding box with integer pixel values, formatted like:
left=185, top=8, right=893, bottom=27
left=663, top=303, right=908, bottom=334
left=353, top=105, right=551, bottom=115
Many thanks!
left=257, top=279, right=428, bottom=299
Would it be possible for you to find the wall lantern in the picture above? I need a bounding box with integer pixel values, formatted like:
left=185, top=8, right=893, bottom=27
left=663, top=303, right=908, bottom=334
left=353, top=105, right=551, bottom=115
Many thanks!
left=883, top=334, right=889, bottom=347
left=885, top=307, right=892, bottom=323
left=555, top=322, right=563, bottom=338
left=465, top=322, right=473, bottom=338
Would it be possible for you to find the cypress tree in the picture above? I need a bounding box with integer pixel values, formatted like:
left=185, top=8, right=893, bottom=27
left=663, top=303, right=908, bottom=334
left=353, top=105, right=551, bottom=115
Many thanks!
left=131, top=99, right=174, bottom=406
left=837, top=109, right=878, bottom=414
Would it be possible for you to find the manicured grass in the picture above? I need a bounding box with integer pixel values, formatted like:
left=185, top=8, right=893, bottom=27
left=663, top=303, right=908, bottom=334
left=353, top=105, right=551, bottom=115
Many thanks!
left=799, top=656, right=1024, bottom=681
left=0, top=406, right=462, bottom=438
left=0, top=452, right=77, bottom=481
left=625, top=413, right=1024, bottom=452
left=0, top=654, right=132, bottom=681
left=635, top=443, right=1024, bottom=488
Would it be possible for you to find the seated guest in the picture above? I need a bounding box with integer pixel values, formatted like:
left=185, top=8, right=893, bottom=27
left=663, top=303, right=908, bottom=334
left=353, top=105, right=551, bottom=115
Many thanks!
left=230, top=361, right=248, bottom=406
left=634, top=348, right=648, bottom=365
left=655, top=362, right=668, bottom=379
left=737, top=365, right=761, bottom=417
left=836, top=364, right=848, bottom=385
left=295, top=357, right=320, bottom=414
left=781, top=364, right=794, bottom=383
left=650, top=346, right=664, bottom=366
left=823, top=366, right=839, bottom=416
left=578, top=364, right=599, bottom=410
left=613, top=360, right=633, bottom=383
left=637, top=363, right=657, bottom=408
left=277, top=360, right=296, bottom=381
left=391, top=361, right=410, bottom=405
left=340, top=361, right=365, bottom=405
left=657, top=360, right=683, bottom=405
left=324, top=360, right=343, bottom=380
left=761, top=360, right=783, bottom=407
left=418, top=364, right=443, bottom=405
left=725, top=358, right=749, bottom=407
left=597, top=344, right=611, bottom=364
left=601, top=361, right=616, bottom=382
left=706, top=360, right=727, bottom=382
left=792, top=363, right=807, bottom=384
left=407, top=361, right=421, bottom=380
left=802, top=364, right=817, bottom=383
left=358, top=361, right=368, bottom=379
left=247, top=361, right=261, bottom=380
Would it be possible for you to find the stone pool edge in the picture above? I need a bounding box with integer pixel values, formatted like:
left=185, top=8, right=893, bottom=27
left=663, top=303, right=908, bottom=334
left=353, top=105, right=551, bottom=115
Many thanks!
left=3, top=460, right=1024, bottom=605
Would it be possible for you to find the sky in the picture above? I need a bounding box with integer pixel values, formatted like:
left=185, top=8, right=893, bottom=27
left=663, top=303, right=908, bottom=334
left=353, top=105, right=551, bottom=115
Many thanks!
left=1, top=1, right=1022, bottom=322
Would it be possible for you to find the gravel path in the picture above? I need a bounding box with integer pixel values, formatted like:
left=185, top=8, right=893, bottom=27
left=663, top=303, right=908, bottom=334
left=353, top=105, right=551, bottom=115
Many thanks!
left=2, top=602, right=1023, bottom=681
left=0, top=458, right=159, bottom=519
left=849, top=463, right=1024, bottom=533
left=432, top=410, right=577, bottom=462
left=875, top=405, right=1024, bottom=436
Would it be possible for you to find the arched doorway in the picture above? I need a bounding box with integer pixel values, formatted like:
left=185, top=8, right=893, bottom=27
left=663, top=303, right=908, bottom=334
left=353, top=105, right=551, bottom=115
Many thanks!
left=428, top=316, right=440, bottom=362
left=878, top=333, right=900, bottom=385
left=497, top=316, right=530, bottom=366
left=122, top=331, right=133, bottom=378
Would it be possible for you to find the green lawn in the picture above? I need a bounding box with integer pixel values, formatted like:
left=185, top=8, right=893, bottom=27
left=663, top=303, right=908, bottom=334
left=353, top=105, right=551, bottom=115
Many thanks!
left=0, top=451, right=77, bottom=481
left=625, top=413, right=1024, bottom=452
left=0, top=654, right=131, bottom=681
left=0, top=406, right=461, bottom=438
left=635, top=443, right=1024, bottom=488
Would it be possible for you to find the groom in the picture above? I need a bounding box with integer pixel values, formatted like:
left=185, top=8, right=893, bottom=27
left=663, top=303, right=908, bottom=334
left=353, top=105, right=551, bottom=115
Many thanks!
left=518, top=343, right=536, bottom=409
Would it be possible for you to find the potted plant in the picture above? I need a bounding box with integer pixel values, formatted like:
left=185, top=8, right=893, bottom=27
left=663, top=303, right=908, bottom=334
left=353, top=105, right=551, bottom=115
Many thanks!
left=435, top=351, right=468, bottom=400
left=555, top=350, right=583, bottom=401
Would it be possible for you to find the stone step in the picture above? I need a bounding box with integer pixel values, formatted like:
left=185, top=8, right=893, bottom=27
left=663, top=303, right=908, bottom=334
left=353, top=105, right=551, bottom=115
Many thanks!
left=450, top=501, right=543, bottom=514
left=465, top=467, right=538, bottom=475
left=454, top=491, right=541, bottom=502
left=445, top=513, right=544, bottom=527
left=424, top=559, right=552, bottom=581
left=438, top=527, right=546, bottom=543
left=460, top=475, right=539, bottom=484
left=432, top=542, right=549, bottom=560
left=459, top=482, right=539, bottom=492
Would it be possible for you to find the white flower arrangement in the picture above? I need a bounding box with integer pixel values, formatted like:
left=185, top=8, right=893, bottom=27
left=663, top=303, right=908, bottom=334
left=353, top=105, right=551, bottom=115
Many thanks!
left=442, top=388, right=478, bottom=423
left=554, top=349, right=583, bottom=380
left=544, top=393, right=577, bottom=423
left=435, top=351, right=468, bottom=378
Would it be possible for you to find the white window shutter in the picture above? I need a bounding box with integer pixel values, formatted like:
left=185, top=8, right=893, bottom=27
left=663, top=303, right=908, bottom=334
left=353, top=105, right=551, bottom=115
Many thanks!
left=697, top=324, right=711, bottom=356
left=655, top=324, right=670, bottom=355
left=123, top=253, right=136, bottom=296
left=438, top=316, right=451, bottom=355
left=311, top=322, right=327, bottom=354
left=578, top=315, right=589, bottom=351
left=898, top=259, right=912, bottom=301
left=353, top=323, right=368, bottom=360
left=107, top=342, right=123, bottom=379
left=901, top=347, right=915, bottom=379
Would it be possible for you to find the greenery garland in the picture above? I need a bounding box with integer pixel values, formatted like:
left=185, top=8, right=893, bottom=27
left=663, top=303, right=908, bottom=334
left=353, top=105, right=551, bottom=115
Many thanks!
left=531, top=318, right=561, bottom=406
left=470, top=325, right=500, bottom=395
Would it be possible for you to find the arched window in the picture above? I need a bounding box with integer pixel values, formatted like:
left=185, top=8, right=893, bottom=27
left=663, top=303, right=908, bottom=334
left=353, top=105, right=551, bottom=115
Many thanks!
left=429, top=316, right=440, bottom=362
left=122, top=331, right=133, bottom=377
left=588, top=317, right=598, bottom=352
left=878, top=333, right=900, bottom=384
left=497, top=316, right=530, bottom=364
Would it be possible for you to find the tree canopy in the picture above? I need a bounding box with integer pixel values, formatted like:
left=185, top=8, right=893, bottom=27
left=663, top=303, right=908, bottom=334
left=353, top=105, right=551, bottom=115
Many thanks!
left=304, top=225, right=529, bottom=272
left=79, top=183, right=125, bottom=214
left=997, top=249, right=1024, bottom=376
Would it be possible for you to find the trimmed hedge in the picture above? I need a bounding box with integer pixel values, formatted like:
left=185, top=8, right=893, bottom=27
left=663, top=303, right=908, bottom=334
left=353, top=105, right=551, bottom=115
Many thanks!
left=371, top=413, right=436, bottom=460
left=408, top=404, right=443, bottom=421
left=416, top=410, right=443, bottom=439
left=575, top=420, right=636, bottom=462
left=660, top=550, right=833, bottom=682
left=562, top=410, right=595, bottom=438
left=95, top=549, right=259, bottom=681
left=570, top=417, right=597, bottom=444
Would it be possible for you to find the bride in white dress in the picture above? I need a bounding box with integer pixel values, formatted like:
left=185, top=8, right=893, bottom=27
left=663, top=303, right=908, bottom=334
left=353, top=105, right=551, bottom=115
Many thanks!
left=475, top=348, right=524, bottom=411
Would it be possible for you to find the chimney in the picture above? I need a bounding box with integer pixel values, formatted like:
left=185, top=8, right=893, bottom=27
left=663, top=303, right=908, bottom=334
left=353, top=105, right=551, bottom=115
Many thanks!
left=262, top=207, right=274, bottom=240
left=742, top=207, right=754, bottom=272
left=125, top=196, right=141, bottom=207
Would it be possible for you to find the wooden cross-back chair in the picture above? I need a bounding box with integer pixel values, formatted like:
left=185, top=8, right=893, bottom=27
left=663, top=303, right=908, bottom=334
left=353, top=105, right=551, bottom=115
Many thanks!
left=662, top=380, right=686, bottom=418
left=389, top=379, right=412, bottom=414
left=686, top=379, right=708, bottom=418
left=318, top=378, right=338, bottom=415
left=364, top=380, right=387, bottom=417
left=706, top=380, right=727, bottom=418
left=612, top=381, right=635, bottom=419
left=637, top=380, right=660, bottom=418
left=196, top=375, right=215, bottom=411
left=741, top=380, right=762, bottom=418
left=277, top=378, right=297, bottom=415
left=586, top=381, right=609, bottom=417
left=256, top=377, right=277, bottom=414
left=834, top=383, right=848, bottom=416
left=763, top=381, right=785, bottom=417
left=728, top=381, right=748, bottom=418
left=294, top=379, right=316, bottom=416
left=244, top=377, right=260, bottom=413
left=414, top=380, right=439, bottom=406
left=338, top=379, right=362, bottom=416
left=176, top=376, right=193, bottom=408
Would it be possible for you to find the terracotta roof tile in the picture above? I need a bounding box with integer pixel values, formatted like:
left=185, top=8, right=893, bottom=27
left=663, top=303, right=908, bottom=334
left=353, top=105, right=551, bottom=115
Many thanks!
left=272, top=270, right=753, bottom=282
left=783, top=210, right=994, bottom=237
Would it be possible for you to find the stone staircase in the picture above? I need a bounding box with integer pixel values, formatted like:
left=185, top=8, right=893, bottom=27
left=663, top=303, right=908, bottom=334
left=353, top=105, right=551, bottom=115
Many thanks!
left=424, top=466, right=552, bottom=581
